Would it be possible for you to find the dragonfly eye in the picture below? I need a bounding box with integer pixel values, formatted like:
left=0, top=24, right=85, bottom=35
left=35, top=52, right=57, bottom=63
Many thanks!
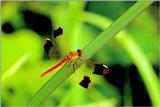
left=77, top=49, right=83, bottom=57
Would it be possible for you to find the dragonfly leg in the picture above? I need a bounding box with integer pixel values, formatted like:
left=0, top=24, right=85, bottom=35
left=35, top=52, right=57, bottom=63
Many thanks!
left=74, top=58, right=84, bottom=66
left=67, top=60, right=76, bottom=73
left=72, top=63, right=79, bottom=77
left=67, top=60, right=73, bottom=67
left=73, top=63, right=75, bottom=72
left=67, top=60, right=77, bottom=75
left=74, top=60, right=80, bottom=66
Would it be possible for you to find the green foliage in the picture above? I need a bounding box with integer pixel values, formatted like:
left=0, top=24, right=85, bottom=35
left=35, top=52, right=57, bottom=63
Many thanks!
left=2, top=1, right=159, bottom=107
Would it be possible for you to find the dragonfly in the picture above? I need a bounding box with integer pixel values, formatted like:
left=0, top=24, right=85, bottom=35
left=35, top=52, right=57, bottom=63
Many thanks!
left=40, top=27, right=109, bottom=88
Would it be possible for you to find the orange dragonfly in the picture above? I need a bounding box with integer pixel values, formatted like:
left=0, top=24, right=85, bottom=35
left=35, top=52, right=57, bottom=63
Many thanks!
left=41, top=27, right=109, bottom=88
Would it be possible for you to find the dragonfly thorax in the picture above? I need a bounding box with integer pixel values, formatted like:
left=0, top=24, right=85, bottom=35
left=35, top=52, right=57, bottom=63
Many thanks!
left=67, top=49, right=83, bottom=60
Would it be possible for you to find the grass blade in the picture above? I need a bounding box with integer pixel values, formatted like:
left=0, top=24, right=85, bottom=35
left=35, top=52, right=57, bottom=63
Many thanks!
left=82, top=1, right=153, bottom=59
left=83, top=8, right=160, bottom=106
left=27, top=1, right=153, bottom=106
left=2, top=53, right=30, bottom=87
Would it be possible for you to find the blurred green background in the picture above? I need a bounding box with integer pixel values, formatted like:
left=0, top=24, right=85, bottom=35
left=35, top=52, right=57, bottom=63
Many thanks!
left=1, top=1, right=159, bottom=106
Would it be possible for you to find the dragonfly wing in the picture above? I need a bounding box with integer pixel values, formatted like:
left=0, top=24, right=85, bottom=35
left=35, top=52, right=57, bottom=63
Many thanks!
left=44, top=38, right=60, bottom=59
left=79, top=76, right=92, bottom=89
left=85, top=60, right=109, bottom=75
left=93, top=64, right=109, bottom=75
left=53, top=27, right=63, bottom=38
left=44, top=27, right=63, bottom=59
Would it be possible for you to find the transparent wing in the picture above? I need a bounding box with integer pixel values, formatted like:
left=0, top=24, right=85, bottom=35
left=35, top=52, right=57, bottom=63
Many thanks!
left=44, top=38, right=61, bottom=59
left=85, top=60, right=109, bottom=75
left=43, top=27, right=63, bottom=59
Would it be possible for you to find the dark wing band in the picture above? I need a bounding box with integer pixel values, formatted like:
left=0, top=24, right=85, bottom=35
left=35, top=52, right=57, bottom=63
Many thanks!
left=79, top=76, right=91, bottom=89
left=93, top=64, right=109, bottom=75
left=44, top=38, right=60, bottom=59
left=53, top=27, right=63, bottom=38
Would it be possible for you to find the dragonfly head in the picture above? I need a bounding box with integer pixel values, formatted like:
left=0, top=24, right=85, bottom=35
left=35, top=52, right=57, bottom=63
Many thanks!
left=77, top=49, right=83, bottom=57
